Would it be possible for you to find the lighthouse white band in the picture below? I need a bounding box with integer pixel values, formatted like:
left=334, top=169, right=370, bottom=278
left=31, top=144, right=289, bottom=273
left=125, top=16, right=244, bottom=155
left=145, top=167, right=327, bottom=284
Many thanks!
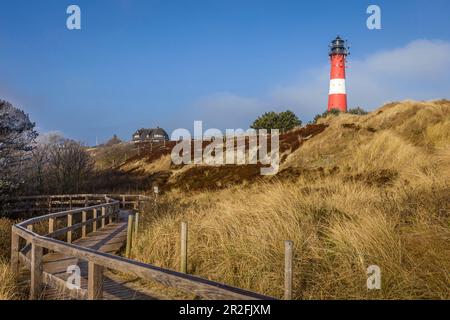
left=329, top=79, right=346, bottom=95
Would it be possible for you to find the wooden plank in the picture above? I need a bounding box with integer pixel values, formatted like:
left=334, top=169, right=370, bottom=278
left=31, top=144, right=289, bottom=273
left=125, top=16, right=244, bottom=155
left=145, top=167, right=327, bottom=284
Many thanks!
left=180, top=222, right=188, bottom=273
left=26, top=225, right=33, bottom=246
left=82, top=211, right=87, bottom=238
left=10, top=230, right=20, bottom=274
left=88, top=262, right=103, bottom=300
left=49, top=217, right=55, bottom=234
left=93, top=208, right=97, bottom=232
left=134, top=212, right=140, bottom=236
left=126, top=214, right=134, bottom=258
left=284, top=240, right=293, bottom=300
left=43, top=271, right=87, bottom=300
left=45, top=211, right=116, bottom=238
left=67, top=213, right=73, bottom=243
left=101, top=207, right=106, bottom=228
left=18, top=201, right=120, bottom=228
left=30, top=242, right=43, bottom=299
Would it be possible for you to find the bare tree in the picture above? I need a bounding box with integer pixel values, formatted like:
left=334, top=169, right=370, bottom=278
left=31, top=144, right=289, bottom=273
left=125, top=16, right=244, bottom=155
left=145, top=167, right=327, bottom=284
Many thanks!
left=0, top=100, right=37, bottom=198
left=1, top=100, right=94, bottom=198
left=27, top=133, right=61, bottom=194
left=24, top=134, right=95, bottom=195
left=47, top=138, right=94, bottom=194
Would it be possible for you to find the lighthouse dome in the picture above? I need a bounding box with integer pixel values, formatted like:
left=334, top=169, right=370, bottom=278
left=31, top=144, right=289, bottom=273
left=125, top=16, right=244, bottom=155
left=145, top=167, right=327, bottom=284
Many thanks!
left=329, top=36, right=349, bottom=56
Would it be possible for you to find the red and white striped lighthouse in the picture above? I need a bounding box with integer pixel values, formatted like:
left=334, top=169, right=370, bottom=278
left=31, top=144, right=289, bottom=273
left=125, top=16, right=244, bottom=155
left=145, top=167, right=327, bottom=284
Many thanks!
left=328, top=36, right=349, bottom=112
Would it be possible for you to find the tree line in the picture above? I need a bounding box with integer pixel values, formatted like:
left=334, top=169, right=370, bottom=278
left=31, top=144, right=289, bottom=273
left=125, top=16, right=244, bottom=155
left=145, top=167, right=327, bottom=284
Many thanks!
left=1, top=98, right=368, bottom=202
left=1, top=100, right=93, bottom=199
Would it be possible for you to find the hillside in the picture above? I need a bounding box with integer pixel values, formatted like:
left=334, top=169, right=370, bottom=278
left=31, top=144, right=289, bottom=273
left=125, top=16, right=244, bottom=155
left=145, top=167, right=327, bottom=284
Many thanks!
left=118, top=99, right=450, bottom=299
left=95, top=99, right=450, bottom=194
left=93, top=123, right=328, bottom=191
left=2, top=100, right=448, bottom=300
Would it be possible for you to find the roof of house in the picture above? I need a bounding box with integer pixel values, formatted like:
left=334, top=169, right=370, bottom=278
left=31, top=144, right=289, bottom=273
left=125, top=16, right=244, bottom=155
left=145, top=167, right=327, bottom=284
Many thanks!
left=133, top=127, right=169, bottom=140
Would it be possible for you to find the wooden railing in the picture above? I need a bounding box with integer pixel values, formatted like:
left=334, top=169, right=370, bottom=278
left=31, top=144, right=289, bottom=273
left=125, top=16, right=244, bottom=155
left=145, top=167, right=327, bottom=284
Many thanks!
left=10, top=194, right=274, bottom=300
left=4, top=194, right=149, bottom=217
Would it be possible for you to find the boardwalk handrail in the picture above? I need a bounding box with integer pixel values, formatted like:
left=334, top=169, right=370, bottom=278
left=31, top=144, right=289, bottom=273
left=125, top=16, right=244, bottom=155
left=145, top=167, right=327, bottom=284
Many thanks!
left=4, top=194, right=150, bottom=216
left=10, top=194, right=274, bottom=300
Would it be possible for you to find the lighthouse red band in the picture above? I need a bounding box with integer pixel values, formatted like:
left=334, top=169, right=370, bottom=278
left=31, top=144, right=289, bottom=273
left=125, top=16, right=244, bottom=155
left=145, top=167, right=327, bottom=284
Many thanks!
left=328, top=36, right=349, bottom=112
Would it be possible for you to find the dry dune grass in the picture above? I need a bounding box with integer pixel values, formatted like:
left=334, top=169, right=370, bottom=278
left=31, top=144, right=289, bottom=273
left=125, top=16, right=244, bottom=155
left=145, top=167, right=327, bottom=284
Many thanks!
left=121, top=154, right=172, bottom=174
left=0, top=258, right=20, bottom=300
left=426, top=119, right=450, bottom=148
left=131, top=100, right=450, bottom=299
left=134, top=176, right=449, bottom=299
left=0, top=218, right=23, bottom=300
left=0, top=218, right=12, bottom=259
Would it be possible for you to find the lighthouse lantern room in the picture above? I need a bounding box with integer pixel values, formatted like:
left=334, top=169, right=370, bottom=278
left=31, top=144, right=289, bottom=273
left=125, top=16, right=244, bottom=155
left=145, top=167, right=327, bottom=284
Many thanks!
left=328, top=36, right=349, bottom=112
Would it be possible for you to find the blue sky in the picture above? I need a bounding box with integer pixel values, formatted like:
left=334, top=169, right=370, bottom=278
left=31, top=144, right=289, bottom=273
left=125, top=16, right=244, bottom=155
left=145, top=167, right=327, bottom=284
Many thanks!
left=1, top=0, right=450, bottom=145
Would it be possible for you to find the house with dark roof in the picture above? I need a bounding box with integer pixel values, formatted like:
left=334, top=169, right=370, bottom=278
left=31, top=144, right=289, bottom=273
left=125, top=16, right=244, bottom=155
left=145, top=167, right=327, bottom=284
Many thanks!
left=132, top=127, right=169, bottom=143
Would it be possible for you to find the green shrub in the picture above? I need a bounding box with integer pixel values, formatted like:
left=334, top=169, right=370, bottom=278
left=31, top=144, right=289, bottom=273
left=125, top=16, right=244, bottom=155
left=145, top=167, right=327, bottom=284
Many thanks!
left=251, top=110, right=301, bottom=133
left=313, top=109, right=341, bottom=123
left=348, top=107, right=368, bottom=115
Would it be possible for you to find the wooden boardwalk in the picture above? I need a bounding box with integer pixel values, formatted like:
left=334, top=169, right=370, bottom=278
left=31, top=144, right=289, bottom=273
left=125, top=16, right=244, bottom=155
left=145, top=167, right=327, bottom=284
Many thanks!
left=26, top=211, right=160, bottom=300
left=12, top=194, right=274, bottom=301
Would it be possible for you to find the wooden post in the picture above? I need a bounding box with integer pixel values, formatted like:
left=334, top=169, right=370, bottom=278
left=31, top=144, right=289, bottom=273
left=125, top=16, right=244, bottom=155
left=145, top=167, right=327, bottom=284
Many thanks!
left=47, top=218, right=55, bottom=253
left=180, top=222, right=188, bottom=273
left=105, top=198, right=111, bottom=224
left=84, top=195, right=89, bottom=207
left=69, top=195, right=73, bottom=210
left=93, top=208, right=97, bottom=232
left=49, top=217, right=55, bottom=234
left=82, top=211, right=87, bottom=238
left=284, top=240, right=293, bottom=300
left=154, top=186, right=159, bottom=207
left=122, top=195, right=126, bottom=209
left=125, top=214, right=134, bottom=258
left=30, top=242, right=43, bottom=300
left=26, top=225, right=33, bottom=246
left=10, top=230, right=20, bottom=274
left=67, top=213, right=73, bottom=243
left=101, top=206, right=106, bottom=228
left=87, top=262, right=103, bottom=300
left=134, top=211, right=140, bottom=237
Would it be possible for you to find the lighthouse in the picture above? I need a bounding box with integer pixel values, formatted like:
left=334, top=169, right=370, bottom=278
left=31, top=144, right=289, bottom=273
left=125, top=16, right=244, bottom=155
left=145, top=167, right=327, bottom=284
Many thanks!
left=328, top=36, right=349, bottom=112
